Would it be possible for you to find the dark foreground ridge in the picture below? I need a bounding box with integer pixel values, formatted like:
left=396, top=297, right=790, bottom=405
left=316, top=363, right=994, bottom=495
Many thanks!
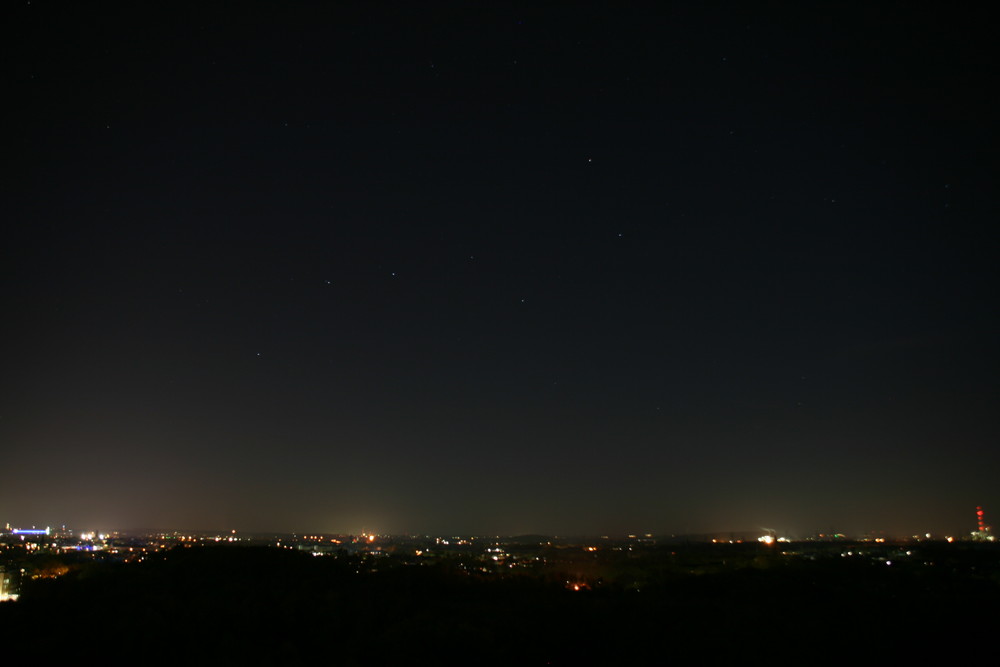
left=2, top=542, right=998, bottom=662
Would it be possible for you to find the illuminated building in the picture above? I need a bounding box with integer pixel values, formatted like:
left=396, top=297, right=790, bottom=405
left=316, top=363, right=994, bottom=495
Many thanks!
left=972, top=506, right=993, bottom=541
left=0, top=567, right=20, bottom=602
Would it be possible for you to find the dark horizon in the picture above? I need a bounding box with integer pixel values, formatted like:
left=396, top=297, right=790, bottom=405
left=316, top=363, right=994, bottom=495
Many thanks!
left=4, top=505, right=992, bottom=542
left=0, top=525, right=985, bottom=542
left=5, top=3, right=997, bottom=538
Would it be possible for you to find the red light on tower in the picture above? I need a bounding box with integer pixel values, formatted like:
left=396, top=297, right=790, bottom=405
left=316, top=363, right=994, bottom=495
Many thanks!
left=977, top=506, right=987, bottom=533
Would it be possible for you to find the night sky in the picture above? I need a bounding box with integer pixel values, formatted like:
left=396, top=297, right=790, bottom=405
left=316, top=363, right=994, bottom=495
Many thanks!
left=5, top=3, right=997, bottom=537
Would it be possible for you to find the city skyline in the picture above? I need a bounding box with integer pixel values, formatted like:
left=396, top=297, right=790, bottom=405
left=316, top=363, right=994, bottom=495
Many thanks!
left=2, top=502, right=993, bottom=542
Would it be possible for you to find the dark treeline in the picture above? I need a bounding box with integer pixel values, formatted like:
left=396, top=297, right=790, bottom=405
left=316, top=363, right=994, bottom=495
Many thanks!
left=2, top=544, right=998, bottom=662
